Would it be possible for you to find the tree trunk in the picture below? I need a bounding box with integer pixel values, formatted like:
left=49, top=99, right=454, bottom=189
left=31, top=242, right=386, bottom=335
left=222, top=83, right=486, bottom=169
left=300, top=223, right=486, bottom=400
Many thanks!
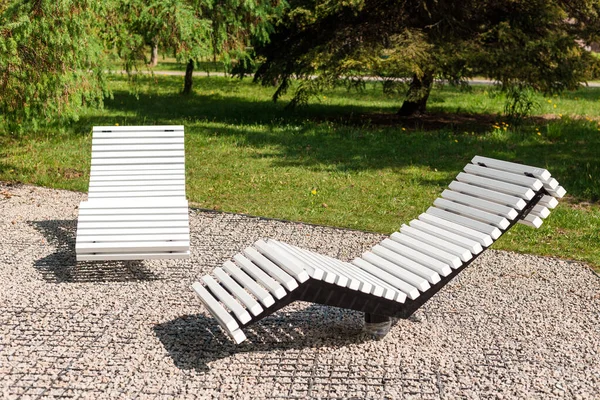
left=149, top=42, right=158, bottom=67
left=183, top=59, right=194, bottom=95
left=398, top=72, right=434, bottom=116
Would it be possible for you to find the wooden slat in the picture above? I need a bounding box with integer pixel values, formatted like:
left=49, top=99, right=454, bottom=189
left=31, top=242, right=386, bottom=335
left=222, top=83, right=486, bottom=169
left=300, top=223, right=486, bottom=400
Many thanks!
left=78, top=199, right=188, bottom=208
left=233, top=255, right=287, bottom=299
left=88, top=191, right=186, bottom=198
left=464, top=164, right=543, bottom=190
left=92, top=144, right=184, bottom=152
left=90, top=174, right=184, bottom=182
left=213, top=267, right=264, bottom=317
left=93, top=137, right=184, bottom=145
left=91, top=164, right=184, bottom=172
left=371, top=245, right=441, bottom=284
left=265, top=241, right=332, bottom=283
left=441, top=190, right=518, bottom=220
left=77, top=251, right=190, bottom=261
left=517, top=214, right=543, bottom=228
left=201, top=276, right=252, bottom=325
left=242, top=247, right=300, bottom=290
left=531, top=205, right=550, bottom=219
left=448, top=181, right=527, bottom=210
left=78, top=207, right=188, bottom=216
left=222, top=261, right=275, bottom=308
left=92, top=150, right=185, bottom=159
left=92, top=132, right=184, bottom=139
left=380, top=238, right=452, bottom=277
left=88, top=185, right=184, bottom=193
left=390, top=232, right=462, bottom=269
left=93, top=125, right=184, bottom=132
left=351, top=258, right=407, bottom=302
left=76, top=234, right=190, bottom=243
left=547, top=186, right=566, bottom=198
left=539, top=195, right=558, bottom=209
left=456, top=173, right=535, bottom=200
left=76, top=241, right=189, bottom=253
left=418, top=213, right=494, bottom=247
left=191, top=282, right=245, bottom=343
left=76, top=227, right=189, bottom=236
left=254, top=240, right=310, bottom=283
left=91, top=158, right=184, bottom=166
left=356, top=255, right=422, bottom=300
left=408, top=219, right=483, bottom=255
left=433, top=198, right=510, bottom=229
left=78, top=214, right=187, bottom=223
left=77, top=220, right=189, bottom=229
left=426, top=207, right=502, bottom=239
left=399, top=224, right=472, bottom=262
left=471, top=155, right=551, bottom=181
left=89, top=180, right=185, bottom=187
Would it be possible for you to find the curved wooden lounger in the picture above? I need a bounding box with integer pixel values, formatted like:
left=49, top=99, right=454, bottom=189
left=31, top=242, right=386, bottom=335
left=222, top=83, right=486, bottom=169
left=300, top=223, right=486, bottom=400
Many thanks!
left=192, top=156, right=565, bottom=343
left=76, top=125, right=190, bottom=261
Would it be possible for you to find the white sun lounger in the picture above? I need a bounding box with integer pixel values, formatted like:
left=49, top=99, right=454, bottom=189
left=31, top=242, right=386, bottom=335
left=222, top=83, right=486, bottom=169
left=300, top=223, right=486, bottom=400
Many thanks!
left=192, top=155, right=565, bottom=343
left=75, top=125, right=190, bottom=261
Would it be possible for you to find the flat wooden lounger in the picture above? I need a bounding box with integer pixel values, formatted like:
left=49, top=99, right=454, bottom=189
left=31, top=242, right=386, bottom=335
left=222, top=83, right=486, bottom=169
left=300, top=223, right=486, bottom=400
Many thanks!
left=75, top=125, right=190, bottom=261
left=192, top=156, right=565, bottom=344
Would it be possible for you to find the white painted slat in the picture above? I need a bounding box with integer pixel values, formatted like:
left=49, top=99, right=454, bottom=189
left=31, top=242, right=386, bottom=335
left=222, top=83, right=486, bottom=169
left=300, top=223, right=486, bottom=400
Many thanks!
left=547, top=186, right=566, bottom=198
left=90, top=174, right=185, bottom=182
left=464, top=164, right=543, bottom=190
left=78, top=199, right=188, bottom=208
left=89, top=180, right=185, bottom=187
left=77, top=220, right=189, bottom=229
left=518, top=214, right=543, bottom=228
left=78, top=251, right=190, bottom=261
left=92, top=150, right=185, bottom=159
left=233, top=255, right=287, bottom=300
left=471, top=155, right=551, bottom=181
left=448, top=181, right=527, bottom=210
left=201, top=276, right=252, bottom=325
left=409, top=219, right=483, bottom=255
left=92, top=144, right=184, bottom=152
left=222, top=261, right=275, bottom=308
left=88, top=191, right=186, bottom=198
left=76, top=241, right=189, bottom=253
left=91, top=164, right=184, bottom=172
left=539, top=195, right=558, bottom=209
left=89, top=185, right=183, bottom=193
left=362, top=252, right=431, bottom=291
left=242, top=247, right=300, bottom=290
left=441, top=190, right=518, bottom=220
left=531, top=205, right=550, bottom=219
left=266, top=241, right=333, bottom=283
left=91, top=158, right=184, bottom=166
left=371, top=245, right=441, bottom=284
left=545, top=178, right=559, bottom=190
left=426, top=207, right=502, bottom=240
left=289, top=246, right=384, bottom=295
left=213, top=268, right=263, bottom=317
left=92, top=132, right=184, bottom=139
left=78, top=207, right=188, bottom=216
left=351, top=258, right=407, bottom=302
left=456, top=173, right=535, bottom=200
left=433, top=198, right=510, bottom=229
left=418, top=213, right=494, bottom=247
left=191, top=282, right=242, bottom=338
left=358, top=254, right=424, bottom=299
left=93, top=137, right=184, bottom=145
left=281, top=246, right=348, bottom=287
left=76, top=234, right=190, bottom=243
left=399, top=224, right=472, bottom=262
left=390, top=232, right=462, bottom=269
left=380, top=238, right=452, bottom=277
left=93, top=125, right=184, bottom=132
left=76, top=227, right=189, bottom=236
left=78, top=214, right=187, bottom=222
left=254, top=240, right=310, bottom=283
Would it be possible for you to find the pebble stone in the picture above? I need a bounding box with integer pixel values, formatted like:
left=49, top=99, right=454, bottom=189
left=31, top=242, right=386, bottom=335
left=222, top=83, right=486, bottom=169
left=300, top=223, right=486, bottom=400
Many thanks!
left=0, top=182, right=599, bottom=399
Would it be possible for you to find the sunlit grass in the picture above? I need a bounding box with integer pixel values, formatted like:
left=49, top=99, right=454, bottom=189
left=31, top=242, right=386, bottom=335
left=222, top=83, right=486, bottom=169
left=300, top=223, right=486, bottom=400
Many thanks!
left=1, top=75, right=599, bottom=269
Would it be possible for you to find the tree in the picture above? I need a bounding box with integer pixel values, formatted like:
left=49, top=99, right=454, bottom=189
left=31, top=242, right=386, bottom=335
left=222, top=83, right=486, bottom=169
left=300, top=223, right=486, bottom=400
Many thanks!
left=0, top=0, right=109, bottom=131
left=253, top=0, right=600, bottom=116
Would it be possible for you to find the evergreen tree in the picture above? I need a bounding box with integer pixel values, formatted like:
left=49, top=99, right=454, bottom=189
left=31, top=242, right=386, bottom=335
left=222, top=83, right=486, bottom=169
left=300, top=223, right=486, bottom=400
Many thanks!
left=0, top=0, right=109, bottom=131
left=254, top=0, right=600, bottom=116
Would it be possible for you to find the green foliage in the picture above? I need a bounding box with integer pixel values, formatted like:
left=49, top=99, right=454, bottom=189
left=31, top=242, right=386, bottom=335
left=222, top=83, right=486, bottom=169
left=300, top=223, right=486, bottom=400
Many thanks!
left=254, top=0, right=600, bottom=113
left=0, top=0, right=109, bottom=132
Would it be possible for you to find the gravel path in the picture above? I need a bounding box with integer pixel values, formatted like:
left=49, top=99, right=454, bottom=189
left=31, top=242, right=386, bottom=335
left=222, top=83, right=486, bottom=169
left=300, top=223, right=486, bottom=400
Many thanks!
left=1, top=182, right=599, bottom=399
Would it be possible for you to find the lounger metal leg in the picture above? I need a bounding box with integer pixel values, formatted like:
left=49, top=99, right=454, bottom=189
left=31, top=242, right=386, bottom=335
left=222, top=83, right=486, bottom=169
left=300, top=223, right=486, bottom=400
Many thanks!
left=364, top=313, right=392, bottom=338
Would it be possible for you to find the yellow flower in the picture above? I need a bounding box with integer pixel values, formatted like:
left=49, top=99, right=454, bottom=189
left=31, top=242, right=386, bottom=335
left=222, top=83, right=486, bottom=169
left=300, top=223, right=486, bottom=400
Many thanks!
left=553, top=104, right=557, bottom=108
left=115, top=123, right=119, bottom=126
left=558, top=114, right=563, bottom=117
left=311, top=189, right=317, bottom=195
left=454, top=139, right=458, bottom=143
left=547, top=99, right=552, bottom=103
left=401, top=128, right=406, bottom=131
left=537, top=132, right=541, bottom=136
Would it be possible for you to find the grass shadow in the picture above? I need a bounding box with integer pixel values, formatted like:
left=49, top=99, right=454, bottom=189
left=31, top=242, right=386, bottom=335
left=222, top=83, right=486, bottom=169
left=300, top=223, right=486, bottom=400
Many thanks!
left=30, top=220, right=162, bottom=283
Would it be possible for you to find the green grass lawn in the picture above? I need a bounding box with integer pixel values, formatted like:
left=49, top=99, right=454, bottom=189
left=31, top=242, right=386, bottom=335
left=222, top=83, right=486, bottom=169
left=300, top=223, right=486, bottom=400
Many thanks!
left=1, top=75, right=599, bottom=269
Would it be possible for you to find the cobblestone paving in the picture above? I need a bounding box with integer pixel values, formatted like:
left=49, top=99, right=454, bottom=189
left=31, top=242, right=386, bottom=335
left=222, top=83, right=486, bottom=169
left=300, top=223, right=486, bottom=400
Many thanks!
left=1, top=182, right=599, bottom=399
